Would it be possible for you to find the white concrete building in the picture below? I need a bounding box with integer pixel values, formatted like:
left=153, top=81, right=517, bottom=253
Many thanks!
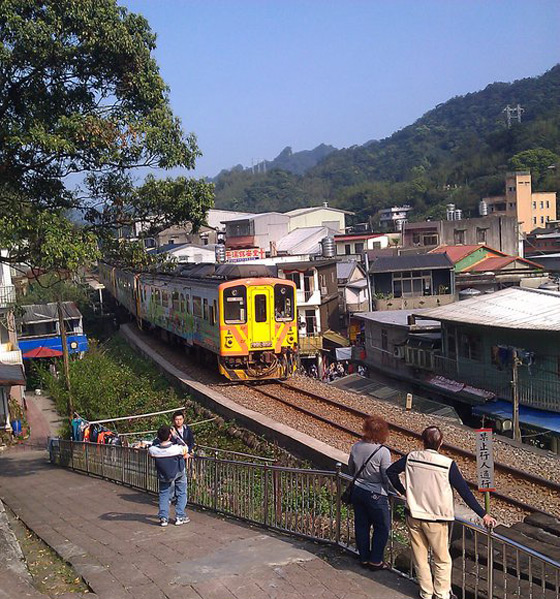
left=0, top=252, right=25, bottom=433
left=286, top=204, right=351, bottom=234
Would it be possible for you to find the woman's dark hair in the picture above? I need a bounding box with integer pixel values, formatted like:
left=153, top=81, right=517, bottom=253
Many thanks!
left=172, top=410, right=184, bottom=420
left=422, top=426, right=443, bottom=450
left=362, top=416, right=389, bottom=444
left=157, top=425, right=171, bottom=442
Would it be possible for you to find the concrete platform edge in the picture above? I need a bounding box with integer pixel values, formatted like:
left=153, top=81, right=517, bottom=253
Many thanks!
left=119, top=324, right=349, bottom=470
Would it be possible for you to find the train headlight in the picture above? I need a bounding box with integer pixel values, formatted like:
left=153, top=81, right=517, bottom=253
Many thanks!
left=225, top=338, right=233, bottom=348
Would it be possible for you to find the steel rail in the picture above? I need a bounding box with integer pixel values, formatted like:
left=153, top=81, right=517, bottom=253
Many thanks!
left=244, top=383, right=554, bottom=515
left=280, top=381, right=560, bottom=493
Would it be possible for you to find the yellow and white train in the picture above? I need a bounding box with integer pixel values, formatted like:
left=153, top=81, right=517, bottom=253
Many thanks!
left=98, top=263, right=298, bottom=380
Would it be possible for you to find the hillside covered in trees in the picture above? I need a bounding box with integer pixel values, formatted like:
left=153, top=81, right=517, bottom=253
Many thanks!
left=214, top=65, right=560, bottom=223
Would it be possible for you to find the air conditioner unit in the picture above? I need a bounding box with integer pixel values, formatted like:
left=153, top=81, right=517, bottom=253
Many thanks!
left=320, top=286, right=328, bottom=295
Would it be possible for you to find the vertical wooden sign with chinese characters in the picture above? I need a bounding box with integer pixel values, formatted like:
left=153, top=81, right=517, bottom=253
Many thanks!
left=476, top=428, right=495, bottom=512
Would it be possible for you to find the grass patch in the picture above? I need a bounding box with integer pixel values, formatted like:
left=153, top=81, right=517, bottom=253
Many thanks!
left=5, top=505, right=90, bottom=595
left=39, top=334, right=279, bottom=459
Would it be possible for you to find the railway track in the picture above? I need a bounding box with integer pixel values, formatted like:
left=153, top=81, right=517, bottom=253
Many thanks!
left=243, top=380, right=560, bottom=518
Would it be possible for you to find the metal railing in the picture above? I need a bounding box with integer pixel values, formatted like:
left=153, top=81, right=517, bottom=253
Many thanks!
left=0, top=285, right=16, bottom=308
left=48, top=440, right=560, bottom=599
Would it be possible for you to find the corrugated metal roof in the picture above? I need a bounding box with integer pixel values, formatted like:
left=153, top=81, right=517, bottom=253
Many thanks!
left=336, top=260, right=359, bottom=280
left=416, top=287, right=560, bottom=331
left=286, top=206, right=353, bottom=216
left=353, top=309, right=441, bottom=330
left=0, top=363, right=25, bottom=385
left=276, top=226, right=331, bottom=255
left=20, top=302, right=81, bottom=324
left=369, top=253, right=453, bottom=273
left=463, top=255, right=542, bottom=272
left=429, top=245, right=492, bottom=263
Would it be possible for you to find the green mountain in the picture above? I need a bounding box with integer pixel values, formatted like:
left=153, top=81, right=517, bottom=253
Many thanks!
left=214, top=65, right=560, bottom=222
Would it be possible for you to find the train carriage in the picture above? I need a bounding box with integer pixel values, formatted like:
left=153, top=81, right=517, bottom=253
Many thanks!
left=98, top=264, right=298, bottom=381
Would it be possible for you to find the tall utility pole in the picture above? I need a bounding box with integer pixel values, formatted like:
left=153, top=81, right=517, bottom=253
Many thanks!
left=57, top=301, right=73, bottom=424
left=511, top=349, right=521, bottom=442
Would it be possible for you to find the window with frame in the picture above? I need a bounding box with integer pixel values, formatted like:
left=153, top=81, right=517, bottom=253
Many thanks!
left=254, top=294, right=267, bottom=323
left=180, top=293, right=185, bottom=313
left=286, top=272, right=301, bottom=289
left=203, top=298, right=209, bottom=320
left=223, top=286, right=247, bottom=324
left=446, top=327, right=457, bottom=359
left=476, top=227, right=488, bottom=244
left=412, top=233, right=421, bottom=245
left=392, top=270, right=433, bottom=298
left=355, top=242, right=364, bottom=254
left=453, top=229, right=466, bottom=245
left=381, top=329, right=388, bottom=351
left=423, top=234, right=438, bottom=246
left=345, top=244, right=351, bottom=255
left=211, top=300, right=217, bottom=325
left=161, top=290, right=169, bottom=307
left=154, top=288, right=161, bottom=304
left=192, top=296, right=202, bottom=318
left=274, top=284, right=294, bottom=321
left=172, top=291, right=180, bottom=311
left=459, top=332, right=482, bottom=361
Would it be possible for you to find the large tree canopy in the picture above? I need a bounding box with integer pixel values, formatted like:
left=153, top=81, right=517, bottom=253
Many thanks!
left=0, top=0, right=214, bottom=271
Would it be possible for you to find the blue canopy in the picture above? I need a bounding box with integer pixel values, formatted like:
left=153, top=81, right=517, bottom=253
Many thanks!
left=473, top=400, right=560, bottom=434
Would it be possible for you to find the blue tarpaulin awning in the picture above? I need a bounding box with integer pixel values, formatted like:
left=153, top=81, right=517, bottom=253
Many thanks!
left=473, top=400, right=560, bottom=434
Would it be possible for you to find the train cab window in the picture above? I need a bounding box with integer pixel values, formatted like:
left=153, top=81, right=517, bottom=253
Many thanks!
left=274, top=284, right=294, bottom=321
left=254, top=294, right=267, bottom=323
left=223, top=286, right=247, bottom=324
left=172, top=291, right=180, bottom=311
left=192, top=296, right=202, bottom=318
left=203, top=298, right=209, bottom=320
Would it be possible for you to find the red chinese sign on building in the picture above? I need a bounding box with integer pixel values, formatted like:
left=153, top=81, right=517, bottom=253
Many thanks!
left=225, top=248, right=266, bottom=262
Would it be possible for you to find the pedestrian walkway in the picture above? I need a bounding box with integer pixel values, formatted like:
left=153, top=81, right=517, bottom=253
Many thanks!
left=0, top=395, right=418, bottom=599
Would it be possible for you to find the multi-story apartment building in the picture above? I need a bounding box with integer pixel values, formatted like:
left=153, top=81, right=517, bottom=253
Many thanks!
left=483, top=172, right=557, bottom=234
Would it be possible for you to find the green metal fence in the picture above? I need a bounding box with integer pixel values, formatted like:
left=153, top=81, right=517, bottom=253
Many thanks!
left=49, top=439, right=560, bottom=599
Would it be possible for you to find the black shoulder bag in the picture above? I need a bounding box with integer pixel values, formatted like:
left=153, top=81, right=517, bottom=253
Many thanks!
left=341, top=445, right=384, bottom=506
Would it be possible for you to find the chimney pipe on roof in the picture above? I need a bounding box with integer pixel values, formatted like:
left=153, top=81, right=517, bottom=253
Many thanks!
left=323, top=201, right=328, bottom=207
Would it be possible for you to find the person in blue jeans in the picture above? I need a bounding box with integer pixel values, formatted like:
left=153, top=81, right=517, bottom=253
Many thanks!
left=348, top=415, right=392, bottom=570
left=149, top=425, right=191, bottom=527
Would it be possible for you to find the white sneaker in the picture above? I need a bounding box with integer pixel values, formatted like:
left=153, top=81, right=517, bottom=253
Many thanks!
left=175, top=516, right=190, bottom=526
left=160, top=518, right=168, bottom=527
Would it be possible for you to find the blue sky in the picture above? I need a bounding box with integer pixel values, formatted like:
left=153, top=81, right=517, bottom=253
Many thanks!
left=122, top=0, right=559, bottom=178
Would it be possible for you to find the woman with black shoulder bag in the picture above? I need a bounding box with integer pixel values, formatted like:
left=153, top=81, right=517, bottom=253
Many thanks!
left=348, top=415, right=392, bottom=570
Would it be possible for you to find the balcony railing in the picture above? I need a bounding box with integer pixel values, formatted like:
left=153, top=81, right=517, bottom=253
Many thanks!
left=0, top=348, right=23, bottom=365
left=432, top=353, right=560, bottom=412
left=0, top=285, right=16, bottom=308
left=49, top=440, right=560, bottom=599
left=296, top=289, right=321, bottom=305
left=373, top=293, right=454, bottom=311
left=299, top=334, right=323, bottom=355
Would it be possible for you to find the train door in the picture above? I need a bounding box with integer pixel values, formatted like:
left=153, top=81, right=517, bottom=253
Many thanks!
left=247, top=285, right=274, bottom=346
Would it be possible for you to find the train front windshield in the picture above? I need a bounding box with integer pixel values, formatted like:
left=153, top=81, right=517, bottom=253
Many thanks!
left=274, top=284, right=294, bottom=321
left=224, top=286, right=247, bottom=323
